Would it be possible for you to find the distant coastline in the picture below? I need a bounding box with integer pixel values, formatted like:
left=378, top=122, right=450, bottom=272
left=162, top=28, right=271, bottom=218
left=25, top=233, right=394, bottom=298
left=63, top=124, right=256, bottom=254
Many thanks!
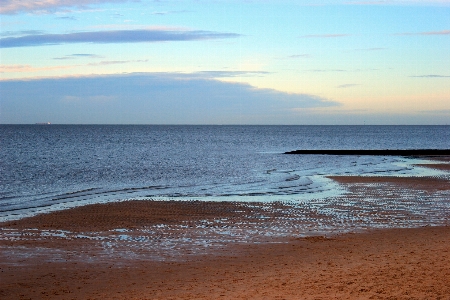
left=285, top=149, right=450, bottom=156
left=35, top=122, right=51, bottom=125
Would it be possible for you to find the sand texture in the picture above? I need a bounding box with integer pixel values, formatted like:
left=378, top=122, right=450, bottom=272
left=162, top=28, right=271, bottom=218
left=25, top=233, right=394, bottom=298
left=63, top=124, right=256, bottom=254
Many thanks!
left=1, top=174, right=450, bottom=299
left=1, top=225, right=449, bottom=299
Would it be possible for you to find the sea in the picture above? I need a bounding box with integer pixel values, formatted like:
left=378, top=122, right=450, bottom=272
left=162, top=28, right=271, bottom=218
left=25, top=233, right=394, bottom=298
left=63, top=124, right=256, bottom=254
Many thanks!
left=1, top=125, right=449, bottom=223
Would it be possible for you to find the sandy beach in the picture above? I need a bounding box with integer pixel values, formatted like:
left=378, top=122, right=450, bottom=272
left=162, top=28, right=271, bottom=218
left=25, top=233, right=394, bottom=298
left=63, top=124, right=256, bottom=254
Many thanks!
left=1, top=169, right=449, bottom=299
left=2, top=0, right=449, bottom=295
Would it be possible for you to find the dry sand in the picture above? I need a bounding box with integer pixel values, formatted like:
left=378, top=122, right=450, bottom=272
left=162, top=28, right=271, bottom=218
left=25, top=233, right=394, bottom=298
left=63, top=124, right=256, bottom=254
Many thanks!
left=1, top=170, right=450, bottom=299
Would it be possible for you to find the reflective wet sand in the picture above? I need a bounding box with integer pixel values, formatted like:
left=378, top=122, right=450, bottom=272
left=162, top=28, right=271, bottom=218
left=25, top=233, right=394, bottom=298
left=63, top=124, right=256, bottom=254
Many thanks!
left=1, top=171, right=449, bottom=299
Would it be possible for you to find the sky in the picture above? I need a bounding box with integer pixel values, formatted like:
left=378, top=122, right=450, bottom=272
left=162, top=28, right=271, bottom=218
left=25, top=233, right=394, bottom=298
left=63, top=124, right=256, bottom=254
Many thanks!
left=0, top=0, right=449, bottom=124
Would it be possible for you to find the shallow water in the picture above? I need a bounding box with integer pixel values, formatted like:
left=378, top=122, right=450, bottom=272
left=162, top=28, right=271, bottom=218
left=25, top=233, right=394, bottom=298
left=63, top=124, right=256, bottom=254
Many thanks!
left=1, top=179, right=449, bottom=262
left=1, top=125, right=449, bottom=221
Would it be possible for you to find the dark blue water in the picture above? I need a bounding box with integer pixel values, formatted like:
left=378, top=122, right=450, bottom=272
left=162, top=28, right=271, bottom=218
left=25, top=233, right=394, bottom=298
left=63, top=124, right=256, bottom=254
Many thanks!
left=1, top=125, right=449, bottom=220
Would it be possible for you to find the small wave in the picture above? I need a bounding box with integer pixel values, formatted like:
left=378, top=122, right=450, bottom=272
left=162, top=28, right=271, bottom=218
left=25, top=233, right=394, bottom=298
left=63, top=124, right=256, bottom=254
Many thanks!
left=50, top=185, right=169, bottom=202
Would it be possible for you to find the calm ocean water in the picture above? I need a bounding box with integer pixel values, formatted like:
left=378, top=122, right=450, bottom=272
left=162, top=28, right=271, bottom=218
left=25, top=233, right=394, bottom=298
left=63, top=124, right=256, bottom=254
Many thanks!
left=1, top=125, right=449, bottom=221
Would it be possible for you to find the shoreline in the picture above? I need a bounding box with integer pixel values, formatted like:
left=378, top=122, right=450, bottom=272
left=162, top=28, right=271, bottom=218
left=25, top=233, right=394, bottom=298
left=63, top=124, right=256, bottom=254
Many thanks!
left=2, top=155, right=448, bottom=224
left=1, top=172, right=449, bottom=299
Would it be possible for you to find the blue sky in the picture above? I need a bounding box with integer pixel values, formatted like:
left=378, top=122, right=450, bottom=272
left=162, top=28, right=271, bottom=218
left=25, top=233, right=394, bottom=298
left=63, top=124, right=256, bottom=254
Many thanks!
left=0, top=0, right=449, bottom=124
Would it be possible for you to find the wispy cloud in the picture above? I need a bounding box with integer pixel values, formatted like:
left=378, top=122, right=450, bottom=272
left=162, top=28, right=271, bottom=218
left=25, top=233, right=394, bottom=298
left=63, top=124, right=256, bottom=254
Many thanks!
left=305, top=68, right=379, bottom=73
left=345, top=0, right=450, bottom=6
left=1, top=0, right=448, bottom=13
left=53, top=53, right=104, bottom=60
left=274, top=54, right=311, bottom=60
left=288, top=54, right=311, bottom=58
left=56, top=16, right=78, bottom=21
left=299, top=34, right=351, bottom=38
left=1, top=59, right=148, bottom=73
left=337, top=83, right=361, bottom=88
left=87, top=59, right=149, bottom=66
left=0, top=64, right=74, bottom=73
left=354, top=47, right=387, bottom=51
left=0, top=0, right=133, bottom=15
left=296, top=0, right=450, bottom=6
left=307, top=69, right=347, bottom=72
left=397, top=30, right=450, bottom=36
left=0, top=72, right=339, bottom=124
left=151, top=10, right=191, bottom=16
left=0, top=29, right=240, bottom=48
left=410, top=74, right=450, bottom=78
left=1, top=30, right=45, bottom=37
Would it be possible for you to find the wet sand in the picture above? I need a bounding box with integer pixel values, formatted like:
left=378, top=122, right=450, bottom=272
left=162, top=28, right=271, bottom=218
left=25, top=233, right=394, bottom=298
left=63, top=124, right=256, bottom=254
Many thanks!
left=1, top=225, right=449, bottom=300
left=415, top=163, right=450, bottom=172
left=1, top=173, right=450, bottom=299
left=327, top=175, right=450, bottom=191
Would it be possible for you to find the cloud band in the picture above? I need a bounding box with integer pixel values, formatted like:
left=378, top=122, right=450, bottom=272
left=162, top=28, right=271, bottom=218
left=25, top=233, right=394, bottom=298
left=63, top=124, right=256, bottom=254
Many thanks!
left=0, top=72, right=339, bottom=124
left=0, top=29, right=240, bottom=48
left=0, top=0, right=131, bottom=15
